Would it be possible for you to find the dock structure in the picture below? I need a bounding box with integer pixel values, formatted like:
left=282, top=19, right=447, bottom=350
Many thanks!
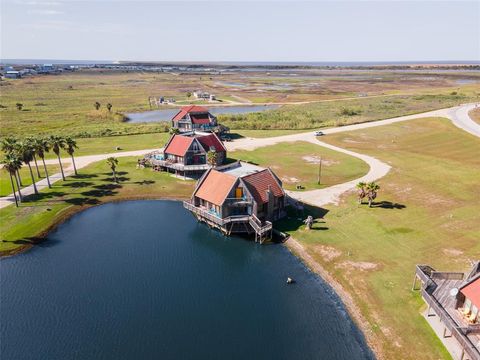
left=183, top=161, right=285, bottom=243
left=413, top=263, right=480, bottom=360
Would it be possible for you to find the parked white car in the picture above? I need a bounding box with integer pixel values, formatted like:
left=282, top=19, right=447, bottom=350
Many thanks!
left=314, top=131, right=324, bottom=136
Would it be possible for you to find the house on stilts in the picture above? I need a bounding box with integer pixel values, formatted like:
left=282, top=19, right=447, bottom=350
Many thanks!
left=171, top=105, right=217, bottom=133
left=183, top=161, right=286, bottom=243
left=147, top=131, right=227, bottom=178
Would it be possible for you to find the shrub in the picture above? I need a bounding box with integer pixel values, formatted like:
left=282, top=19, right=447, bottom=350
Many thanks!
left=339, top=107, right=361, bottom=116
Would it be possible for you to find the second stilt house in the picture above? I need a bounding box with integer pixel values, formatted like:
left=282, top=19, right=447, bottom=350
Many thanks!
left=150, top=132, right=227, bottom=177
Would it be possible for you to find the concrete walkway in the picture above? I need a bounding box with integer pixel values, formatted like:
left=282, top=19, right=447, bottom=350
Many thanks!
left=0, top=149, right=160, bottom=209
left=1, top=103, right=478, bottom=209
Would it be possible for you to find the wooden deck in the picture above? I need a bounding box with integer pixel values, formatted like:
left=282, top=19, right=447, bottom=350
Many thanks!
left=183, top=201, right=273, bottom=243
left=414, top=265, right=480, bottom=360
left=151, top=159, right=211, bottom=172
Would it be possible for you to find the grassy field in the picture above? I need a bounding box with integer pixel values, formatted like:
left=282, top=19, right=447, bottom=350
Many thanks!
left=230, top=141, right=369, bottom=191
left=0, top=164, right=60, bottom=197
left=220, top=89, right=480, bottom=130
left=0, top=157, right=194, bottom=255
left=276, top=117, right=480, bottom=359
left=469, top=107, right=480, bottom=124
left=1, top=70, right=478, bottom=138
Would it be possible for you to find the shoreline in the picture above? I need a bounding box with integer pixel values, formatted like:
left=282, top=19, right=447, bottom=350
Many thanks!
left=284, top=236, right=383, bottom=360
left=0, top=195, right=189, bottom=259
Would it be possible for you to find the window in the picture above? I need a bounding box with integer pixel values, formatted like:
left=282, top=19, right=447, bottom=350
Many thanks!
left=235, top=187, right=243, bottom=198
left=192, top=142, right=199, bottom=152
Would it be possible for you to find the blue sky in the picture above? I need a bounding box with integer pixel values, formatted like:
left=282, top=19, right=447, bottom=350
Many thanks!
left=1, top=0, right=479, bottom=62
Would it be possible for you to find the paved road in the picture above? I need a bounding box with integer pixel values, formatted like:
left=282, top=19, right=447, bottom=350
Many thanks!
left=446, top=103, right=480, bottom=137
left=1, top=103, right=478, bottom=209
left=0, top=149, right=160, bottom=209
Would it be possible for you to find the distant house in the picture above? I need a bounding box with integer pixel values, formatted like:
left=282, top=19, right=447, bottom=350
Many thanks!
left=413, top=262, right=480, bottom=360
left=4, top=71, right=21, bottom=79
left=38, top=64, right=59, bottom=74
left=183, top=161, right=286, bottom=242
left=171, top=105, right=217, bottom=132
left=149, top=132, right=226, bottom=177
left=193, top=91, right=215, bottom=100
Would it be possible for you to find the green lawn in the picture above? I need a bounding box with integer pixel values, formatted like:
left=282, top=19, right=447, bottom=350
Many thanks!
left=230, top=141, right=369, bottom=191
left=53, top=132, right=169, bottom=158
left=277, top=117, right=480, bottom=360
left=0, top=133, right=170, bottom=160
left=0, top=164, right=60, bottom=197
left=0, top=157, right=194, bottom=255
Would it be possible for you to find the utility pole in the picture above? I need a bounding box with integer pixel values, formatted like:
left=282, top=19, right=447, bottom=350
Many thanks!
left=317, top=155, right=322, bottom=185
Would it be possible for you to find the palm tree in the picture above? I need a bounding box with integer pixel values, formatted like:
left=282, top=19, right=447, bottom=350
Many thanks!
left=2, top=154, right=22, bottom=207
left=49, top=135, right=66, bottom=180
left=1, top=137, right=24, bottom=186
left=26, top=137, right=41, bottom=178
left=366, top=182, right=380, bottom=207
left=18, top=141, right=38, bottom=194
left=356, top=181, right=367, bottom=204
left=65, top=137, right=78, bottom=175
left=32, top=137, right=52, bottom=188
left=207, top=150, right=217, bottom=167
left=106, top=157, right=118, bottom=183
left=16, top=103, right=23, bottom=111
left=106, top=103, right=112, bottom=112
left=94, top=101, right=101, bottom=110
left=1, top=136, right=18, bottom=154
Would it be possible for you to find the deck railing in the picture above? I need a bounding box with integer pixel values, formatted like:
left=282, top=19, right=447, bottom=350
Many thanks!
left=415, top=265, right=480, bottom=360
left=183, top=201, right=272, bottom=234
left=248, top=214, right=272, bottom=234
left=420, top=287, right=480, bottom=360
left=152, top=159, right=211, bottom=171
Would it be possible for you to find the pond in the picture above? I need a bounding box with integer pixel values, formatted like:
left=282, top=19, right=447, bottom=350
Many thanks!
left=126, top=105, right=279, bottom=123
left=0, top=200, right=374, bottom=360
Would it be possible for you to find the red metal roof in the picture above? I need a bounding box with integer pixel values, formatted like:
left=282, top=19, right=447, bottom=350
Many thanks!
left=172, top=105, right=209, bottom=121
left=190, top=114, right=211, bottom=125
left=461, top=277, right=480, bottom=309
left=164, top=135, right=193, bottom=157
left=195, top=170, right=237, bottom=206
left=197, top=133, right=226, bottom=153
left=242, top=169, right=284, bottom=205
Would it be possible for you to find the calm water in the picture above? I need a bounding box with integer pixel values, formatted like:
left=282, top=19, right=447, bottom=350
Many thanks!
left=126, top=105, right=279, bottom=123
left=1, top=201, right=374, bottom=360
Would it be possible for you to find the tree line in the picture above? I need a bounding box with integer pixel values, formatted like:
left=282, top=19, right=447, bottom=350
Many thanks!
left=1, top=136, right=78, bottom=207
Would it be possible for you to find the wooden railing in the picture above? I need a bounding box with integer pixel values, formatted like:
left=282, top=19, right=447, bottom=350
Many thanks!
left=248, top=214, right=272, bottom=234
left=183, top=201, right=272, bottom=234
left=421, top=287, right=480, bottom=360
left=152, top=159, right=210, bottom=171
left=415, top=265, right=480, bottom=360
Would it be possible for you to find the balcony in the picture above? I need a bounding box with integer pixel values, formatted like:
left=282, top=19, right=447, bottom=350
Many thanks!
left=152, top=159, right=211, bottom=172
left=183, top=201, right=272, bottom=236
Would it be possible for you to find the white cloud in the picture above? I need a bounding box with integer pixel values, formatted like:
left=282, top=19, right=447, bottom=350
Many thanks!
left=21, top=20, right=128, bottom=35
left=27, top=9, right=64, bottom=15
